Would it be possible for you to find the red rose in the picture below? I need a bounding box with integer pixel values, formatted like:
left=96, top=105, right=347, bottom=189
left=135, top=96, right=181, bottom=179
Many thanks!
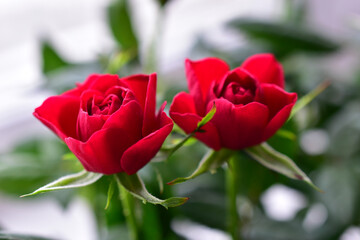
left=34, top=73, right=173, bottom=175
left=170, top=54, right=297, bottom=150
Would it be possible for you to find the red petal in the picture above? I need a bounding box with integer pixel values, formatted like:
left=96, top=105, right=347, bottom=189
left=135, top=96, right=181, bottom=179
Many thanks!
left=121, top=74, right=150, bottom=110
left=121, top=117, right=173, bottom=175
left=65, top=128, right=131, bottom=174
left=76, top=109, right=108, bottom=142
left=257, top=84, right=297, bottom=120
left=263, top=103, right=295, bottom=141
left=34, top=96, right=79, bottom=140
left=142, top=73, right=157, bottom=136
left=210, top=99, right=269, bottom=149
left=65, top=100, right=144, bottom=174
left=170, top=92, right=221, bottom=150
left=241, top=54, right=285, bottom=89
left=64, top=74, right=120, bottom=97
left=170, top=92, right=197, bottom=116
left=101, top=100, right=143, bottom=139
left=186, top=58, right=229, bottom=115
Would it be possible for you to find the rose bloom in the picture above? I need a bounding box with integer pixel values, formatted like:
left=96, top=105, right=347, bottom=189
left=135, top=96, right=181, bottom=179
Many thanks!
left=34, top=73, right=173, bottom=175
left=170, top=54, right=297, bottom=150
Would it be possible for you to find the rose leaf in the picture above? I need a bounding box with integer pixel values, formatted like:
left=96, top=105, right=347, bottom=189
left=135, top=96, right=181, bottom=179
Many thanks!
left=168, top=149, right=233, bottom=185
left=244, top=142, right=321, bottom=191
left=115, top=172, right=188, bottom=209
left=21, top=170, right=103, bottom=197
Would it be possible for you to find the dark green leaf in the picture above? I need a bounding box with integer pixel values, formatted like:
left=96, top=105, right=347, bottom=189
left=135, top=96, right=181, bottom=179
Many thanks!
left=168, top=149, right=233, bottom=185
left=244, top=143, right=320, bottom=191
left=228, top=18, right=339, bottom=56
left=21, top=170, right=103, bottom=197
left=115, top=172, right=188, bottom=209
left=41, top=41, right=70, bottom=74
left=107, top=0, right=138, bottom=52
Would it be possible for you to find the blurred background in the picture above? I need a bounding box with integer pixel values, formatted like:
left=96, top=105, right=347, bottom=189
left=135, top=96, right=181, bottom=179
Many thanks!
left=1, top=0, right=360, bottom=239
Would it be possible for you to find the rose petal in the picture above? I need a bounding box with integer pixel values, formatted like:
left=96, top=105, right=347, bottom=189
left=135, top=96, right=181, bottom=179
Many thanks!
left=64, top=74, right=120, bottom=97
left=210, top=99, right=269, bottom=149
left=186, top=58, right=229, bottom=115
left=241, top=53, right=285, bottom=89
left=170, top=92, right=221, bottom=150
left=263, top=103, right=295, bottom=141
left=65, top=127, right=134, bottom=174
left=34, top=95, right=79, bottom=140
left=170, top=92, right=197, bottom=115
left=102, top=100, right=143, bottom=140
left=121, top=118, right=173, bottom=175
left=121, top=74, right=150, bottom=110
left=65, top=100, right=144, bottom=174
left=76, top=109, right=108, bottom=142
left=142, top=73, right=158, bottom=137
left=257, top=84, right=297, bottom=120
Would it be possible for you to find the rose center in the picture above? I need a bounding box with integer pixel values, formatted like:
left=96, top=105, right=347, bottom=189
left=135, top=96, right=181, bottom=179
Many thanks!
left=221, top=82, right=255, bottom=105
left=89, top=94, right=122, bottom=116
left=215, top=70, right=258, bottom=106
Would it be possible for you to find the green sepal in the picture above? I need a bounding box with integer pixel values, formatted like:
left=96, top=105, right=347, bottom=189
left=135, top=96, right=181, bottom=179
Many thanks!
left=196, top=103, right=216, bottom=130
left=168, top=149, right=233, bottom=185
left=21, top=170, right=103, bottom=197
left=244, top=143, right=321, bottom=191
left=105, top=180, right=116, bottom=210
left=115, top=172, right=188, bottom=209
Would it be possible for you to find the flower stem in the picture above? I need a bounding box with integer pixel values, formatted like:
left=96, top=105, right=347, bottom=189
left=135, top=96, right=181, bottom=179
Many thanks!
left=226, top=155, right=241, bottom=240
left=118, top=182, right=139, bottom=240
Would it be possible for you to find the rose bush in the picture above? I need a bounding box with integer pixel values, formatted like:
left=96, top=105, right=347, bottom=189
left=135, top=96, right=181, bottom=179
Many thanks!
left=170, top=54, right=297, bottom=150
left=34, top=73, right=173, bottom=175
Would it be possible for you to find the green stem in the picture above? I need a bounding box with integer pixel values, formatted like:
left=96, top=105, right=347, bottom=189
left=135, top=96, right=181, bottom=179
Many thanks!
left=226, top=156, right=241, bottom=240
left=118, top=181, right=139, bottom=240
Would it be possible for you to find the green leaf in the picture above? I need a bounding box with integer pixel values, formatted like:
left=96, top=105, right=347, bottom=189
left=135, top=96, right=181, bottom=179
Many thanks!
left=105, top=180, right=116, bottom=210
left=41, top=41, right=70, bottom=74
left=107, top=0, right=138, bottom=52
left=115, top=172, right=188, bottom=209
left=290, top=81, right=330, bottom=119
left=228, top=18, right=339, bottom=56
left=244, top=143, right=321, bottom=191
left=21, top=170, right=103, bottom=197
left=168, top=149, right=233, bottom=185
left=196, top=103, right=216, bottom=130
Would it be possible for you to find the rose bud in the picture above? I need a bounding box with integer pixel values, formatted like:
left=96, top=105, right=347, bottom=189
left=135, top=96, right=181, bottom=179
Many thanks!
left=170, top=54, right=297, bottom=150
left=34, top=73, right=173, bottom=175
